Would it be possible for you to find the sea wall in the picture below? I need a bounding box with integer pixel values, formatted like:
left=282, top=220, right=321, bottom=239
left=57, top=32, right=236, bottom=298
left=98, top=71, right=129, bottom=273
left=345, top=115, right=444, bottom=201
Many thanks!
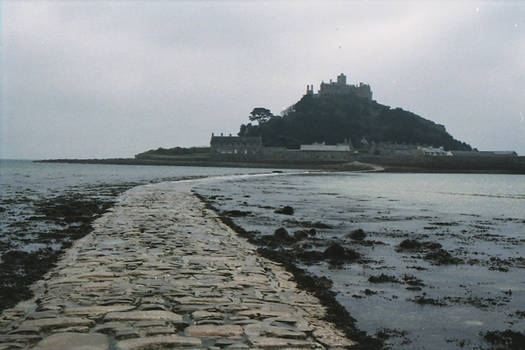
left=359, top=155, right=525, bottom=173
left=212, top=148, right=353, bottom=163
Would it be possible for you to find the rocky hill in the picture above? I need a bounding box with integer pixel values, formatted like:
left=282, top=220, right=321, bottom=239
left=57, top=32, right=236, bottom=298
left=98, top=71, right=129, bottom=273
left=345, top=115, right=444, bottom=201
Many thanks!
left=239, top=92, right=472, bottom=151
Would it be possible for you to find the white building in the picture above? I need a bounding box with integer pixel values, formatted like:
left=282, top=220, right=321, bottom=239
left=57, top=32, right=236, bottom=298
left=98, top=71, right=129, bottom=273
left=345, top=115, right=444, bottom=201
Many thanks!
left=300, top=142, right=351, bottom=152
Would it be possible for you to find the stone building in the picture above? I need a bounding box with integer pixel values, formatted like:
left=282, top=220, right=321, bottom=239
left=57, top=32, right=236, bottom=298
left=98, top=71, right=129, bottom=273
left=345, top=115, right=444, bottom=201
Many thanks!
left=210, top=134, right=262, bottom=159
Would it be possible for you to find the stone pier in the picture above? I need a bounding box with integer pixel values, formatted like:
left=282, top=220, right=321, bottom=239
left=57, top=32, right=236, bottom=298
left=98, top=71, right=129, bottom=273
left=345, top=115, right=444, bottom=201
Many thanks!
left=0, top=182, right=357, bottom=349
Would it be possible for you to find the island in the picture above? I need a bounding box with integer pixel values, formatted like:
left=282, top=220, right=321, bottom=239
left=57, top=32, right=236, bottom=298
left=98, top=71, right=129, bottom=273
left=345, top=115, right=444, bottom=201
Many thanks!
left=40, top=73, right=525, bottom=173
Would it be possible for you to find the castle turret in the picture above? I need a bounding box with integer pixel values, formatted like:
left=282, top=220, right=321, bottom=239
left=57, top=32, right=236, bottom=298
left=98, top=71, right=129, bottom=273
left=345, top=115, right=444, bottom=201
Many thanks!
left=306, top=84, right=314, bottom=95
left=337, top=73, right=347, bottom=85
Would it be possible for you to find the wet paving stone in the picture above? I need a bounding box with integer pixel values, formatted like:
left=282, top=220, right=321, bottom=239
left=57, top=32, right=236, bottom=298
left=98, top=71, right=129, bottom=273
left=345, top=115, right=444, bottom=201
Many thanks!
left=0, top=182, right=358, bottom=349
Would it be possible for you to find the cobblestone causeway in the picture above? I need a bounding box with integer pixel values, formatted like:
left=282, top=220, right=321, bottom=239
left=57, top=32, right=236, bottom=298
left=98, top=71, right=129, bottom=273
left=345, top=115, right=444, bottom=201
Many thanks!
left=0, top=182, right=357, bottom=349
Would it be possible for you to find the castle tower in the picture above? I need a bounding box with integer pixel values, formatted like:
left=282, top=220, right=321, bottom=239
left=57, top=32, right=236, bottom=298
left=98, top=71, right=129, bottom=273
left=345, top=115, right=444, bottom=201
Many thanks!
left=306, top=84, right=314, bottom=95
left=337, top=73, right=347, bottom=86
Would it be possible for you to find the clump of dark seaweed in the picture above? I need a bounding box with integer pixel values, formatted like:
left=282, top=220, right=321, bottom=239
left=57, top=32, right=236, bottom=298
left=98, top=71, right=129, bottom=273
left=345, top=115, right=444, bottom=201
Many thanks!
left=348, top=228, right=367, bottom=241
left=411, top=295, right=447, bottom=306
left=397, top=238, right=461, bottom=265
left=402, top=274, right=425, bottom=287
left=274, top=205, right=294, bottom=215
left=368, top=274, right=401, bottom=284
left=397, top=239, right=442, bottom=252
left=323, top=243, right=361, bottom=265
left=483, top=330, right=525, bottom=350
left=424, top=249, right=462, bottom=265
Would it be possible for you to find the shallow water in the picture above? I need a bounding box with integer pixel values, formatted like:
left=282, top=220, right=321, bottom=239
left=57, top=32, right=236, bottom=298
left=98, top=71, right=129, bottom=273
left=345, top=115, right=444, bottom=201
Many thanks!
left=194, top=172, right=525, bottom=349
left=0, top=159, right=270, bottom=258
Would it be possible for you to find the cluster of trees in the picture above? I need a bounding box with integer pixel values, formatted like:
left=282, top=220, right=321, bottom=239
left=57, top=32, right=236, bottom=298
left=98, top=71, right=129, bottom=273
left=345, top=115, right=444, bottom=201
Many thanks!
left=248, top=107, right=274, bottom=124
left=238, top=94, right=471, bottom=151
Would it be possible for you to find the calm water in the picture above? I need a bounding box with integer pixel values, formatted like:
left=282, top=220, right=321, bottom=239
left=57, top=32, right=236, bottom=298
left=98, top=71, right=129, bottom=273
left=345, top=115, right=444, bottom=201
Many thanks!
left=0, top=159, right=269, bottom=255
left=194, top=172, right=525, bottom=349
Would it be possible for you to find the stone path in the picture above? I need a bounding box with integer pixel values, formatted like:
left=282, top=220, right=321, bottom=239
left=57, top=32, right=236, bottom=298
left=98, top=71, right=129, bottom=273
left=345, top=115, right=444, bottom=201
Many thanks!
left=0, top=181, right=357, bottom=349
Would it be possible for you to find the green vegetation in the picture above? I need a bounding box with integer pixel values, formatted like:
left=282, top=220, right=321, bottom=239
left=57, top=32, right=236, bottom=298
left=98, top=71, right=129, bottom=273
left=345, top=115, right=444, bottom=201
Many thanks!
left=238, top=94, right=471, bottom=151
left=135, top=146, right=210, bottom=159
left=249, top=107, right=274, bottom=124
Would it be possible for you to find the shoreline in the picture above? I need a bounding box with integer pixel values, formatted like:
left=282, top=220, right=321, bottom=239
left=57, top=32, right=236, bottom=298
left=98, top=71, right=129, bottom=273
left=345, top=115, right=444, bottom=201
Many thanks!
left=193, top=172, right=525, bottom=349
left=0, top=180, right=367, bottom=349
left=35, top=157, right=525, bottom=174
left=194, top=191, right=382, bottom=349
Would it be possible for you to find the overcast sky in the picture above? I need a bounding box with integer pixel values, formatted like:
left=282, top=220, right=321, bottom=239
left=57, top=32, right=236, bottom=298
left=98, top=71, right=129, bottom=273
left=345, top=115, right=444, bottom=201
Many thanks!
left=1, top=1, right=524, bottom=159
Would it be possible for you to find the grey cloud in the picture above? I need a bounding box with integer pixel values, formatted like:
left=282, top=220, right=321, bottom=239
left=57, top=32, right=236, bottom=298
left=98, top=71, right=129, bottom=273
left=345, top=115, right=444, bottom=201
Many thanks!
left=1, top=1, right=524, bottom=159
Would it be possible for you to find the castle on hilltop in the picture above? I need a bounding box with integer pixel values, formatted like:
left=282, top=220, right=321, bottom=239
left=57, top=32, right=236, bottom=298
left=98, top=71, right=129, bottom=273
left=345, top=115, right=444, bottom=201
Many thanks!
left=306, top=73, right=372, bottom=101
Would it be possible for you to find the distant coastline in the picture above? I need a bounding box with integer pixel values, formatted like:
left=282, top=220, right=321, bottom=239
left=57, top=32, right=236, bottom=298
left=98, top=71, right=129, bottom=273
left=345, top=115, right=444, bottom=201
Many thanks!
left=36, top=156, right=525, bottom=174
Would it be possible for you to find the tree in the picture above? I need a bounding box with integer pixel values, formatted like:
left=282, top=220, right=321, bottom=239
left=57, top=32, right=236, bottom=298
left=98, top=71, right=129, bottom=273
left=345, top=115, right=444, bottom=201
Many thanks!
left=249, top=107, right=273, bottom=124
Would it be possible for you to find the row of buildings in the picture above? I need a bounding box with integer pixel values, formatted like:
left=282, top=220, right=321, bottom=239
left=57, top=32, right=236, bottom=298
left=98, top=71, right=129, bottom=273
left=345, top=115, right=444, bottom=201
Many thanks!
left=209, top=134, right=354, bottom=162
left=209, top=134, right=517, bottom=163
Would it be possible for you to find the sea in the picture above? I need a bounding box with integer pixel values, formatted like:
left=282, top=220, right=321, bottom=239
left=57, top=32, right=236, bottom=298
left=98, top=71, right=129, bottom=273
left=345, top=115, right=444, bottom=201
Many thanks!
left=1, top=159, right=524, bottom=349
left=0, top=159, right=268, bottom=255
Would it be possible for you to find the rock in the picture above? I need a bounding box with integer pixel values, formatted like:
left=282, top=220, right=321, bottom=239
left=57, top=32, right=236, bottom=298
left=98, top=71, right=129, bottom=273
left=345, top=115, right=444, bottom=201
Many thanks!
left=115, top=329, right=141, bottom=340
left=64, top=304, right=134, bottom=317
left=223, top=210, right=251, bottom=217
left=184, top=324, right=243, bottom=337
left=31, top=332, right=109, bottom=350
left=248, top=336, right=318, bottom=348
left=323, top=243, right=360, bottom=264
left=293, top=230, right=309, bottom=241
left=104, top=311, right=185, bottom=324
left=397, top=239, right=442, bottom=252
left=225, top=343, right=250, bottom=349
left=273, top=228, right=295, bottom=243
left=191, top=310, right=224, bottom=321
left=237, top=309, right=294, bottom=319
left=145, top=326, right=176, bottom=336
left=20, top=317, right=94, bottom=331
left=274, top=206, right=294, bottom=215
left=313, top=327, right=359, bottom=348
left=92, top=321, right=133, bottom=335
left=244, top=323, right=307, bottom=339
left=348, top=229, right=366, bottom=241
left=118, top=335, right=202, bottom=350
left=397, top=239, right=422, bottom=251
